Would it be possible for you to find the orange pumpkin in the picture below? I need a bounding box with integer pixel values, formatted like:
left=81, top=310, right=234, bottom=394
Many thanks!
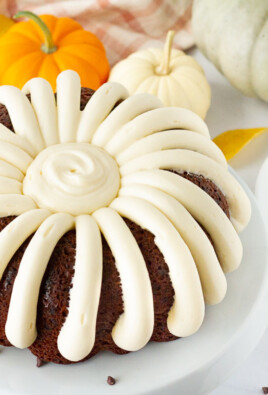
left=0, top=11, right=110, bottom=91
left=0, top=15, right=15, bottom=38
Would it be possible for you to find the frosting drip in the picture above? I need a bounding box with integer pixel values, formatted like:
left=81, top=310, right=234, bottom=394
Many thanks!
left=23, top=143, right=120, bottom=215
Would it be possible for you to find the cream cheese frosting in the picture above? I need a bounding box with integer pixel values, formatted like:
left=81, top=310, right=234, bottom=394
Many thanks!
left=93, top=207, right=154, bottom=351
left=23, top=143, right=120, bottom=215
left=58, top=215, right=102, bottom=362
left=0, top=70, right=251, bottom=362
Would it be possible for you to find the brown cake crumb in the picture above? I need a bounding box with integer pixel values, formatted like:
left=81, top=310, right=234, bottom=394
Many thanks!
left=107, top=376, right=116, bottom=385
left=263, top=387, right=268, bottom=394
left=36, top=357, right=43, bottom=368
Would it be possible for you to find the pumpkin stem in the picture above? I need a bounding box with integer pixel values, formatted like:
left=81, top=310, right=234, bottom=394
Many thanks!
left=14, top=11, right=57, bottom=54
left=156, top=30, right=175, bottom=75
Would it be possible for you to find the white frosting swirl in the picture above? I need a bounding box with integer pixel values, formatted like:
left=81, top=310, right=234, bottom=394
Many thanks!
left=23, top=143, right=120, bottom=215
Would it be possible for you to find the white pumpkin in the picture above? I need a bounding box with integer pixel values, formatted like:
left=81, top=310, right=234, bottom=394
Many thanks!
left=109, top=31, right=211, bottom=119
left=192, top=0, right=268, bottom=102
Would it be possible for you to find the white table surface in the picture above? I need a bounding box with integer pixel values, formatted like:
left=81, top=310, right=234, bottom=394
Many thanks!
left=190, top=49, right=268, bottom=395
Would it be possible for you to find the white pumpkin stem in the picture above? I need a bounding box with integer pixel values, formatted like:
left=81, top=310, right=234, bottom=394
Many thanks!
left=156, top=30, right=175, bottom=75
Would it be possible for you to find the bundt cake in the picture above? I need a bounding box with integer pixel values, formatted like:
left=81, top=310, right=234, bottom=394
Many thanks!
left=0, top=70, right=251, bottom=364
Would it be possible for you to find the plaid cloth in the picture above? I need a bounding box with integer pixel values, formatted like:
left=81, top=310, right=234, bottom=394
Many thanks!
left=1, top=0, right=193, bottom=66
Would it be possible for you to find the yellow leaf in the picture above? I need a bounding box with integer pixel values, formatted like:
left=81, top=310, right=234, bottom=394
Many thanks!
left=213, top=127, right=268, bottom=161
left=0, top=15, right=15, bottom=38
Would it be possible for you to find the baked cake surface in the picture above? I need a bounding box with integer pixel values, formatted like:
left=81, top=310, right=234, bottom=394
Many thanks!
left=0, top=70, right=251, bottom=364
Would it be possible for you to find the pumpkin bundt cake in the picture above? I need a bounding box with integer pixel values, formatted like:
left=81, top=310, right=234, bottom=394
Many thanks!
left=0, top=70, right=251, bottom=364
